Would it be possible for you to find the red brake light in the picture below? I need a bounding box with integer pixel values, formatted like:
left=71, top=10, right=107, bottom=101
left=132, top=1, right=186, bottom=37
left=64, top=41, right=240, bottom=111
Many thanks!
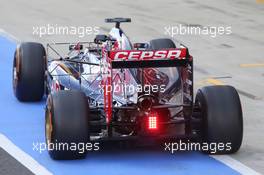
left=148, top=113, right=157, bottom=130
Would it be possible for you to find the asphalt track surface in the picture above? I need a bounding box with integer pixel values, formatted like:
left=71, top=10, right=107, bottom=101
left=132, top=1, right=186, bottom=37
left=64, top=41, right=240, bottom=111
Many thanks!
left=0, top=0, right=264, bottom=174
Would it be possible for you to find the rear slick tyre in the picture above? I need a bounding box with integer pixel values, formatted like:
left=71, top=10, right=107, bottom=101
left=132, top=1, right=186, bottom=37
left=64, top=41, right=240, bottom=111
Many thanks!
left=45, top=90, right=90, bottom=160
left=195, top=85, right=243, bottom=154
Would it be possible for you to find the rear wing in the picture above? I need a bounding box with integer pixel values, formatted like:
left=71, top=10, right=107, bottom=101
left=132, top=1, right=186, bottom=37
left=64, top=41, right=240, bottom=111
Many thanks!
left=103, top=48, right=193, bottom=123
left=108, top=48, right=191, bottom=69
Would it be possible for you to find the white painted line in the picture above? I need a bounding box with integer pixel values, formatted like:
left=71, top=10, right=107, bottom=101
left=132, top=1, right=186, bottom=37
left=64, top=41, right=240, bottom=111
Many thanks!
left=211, top=155, right=261, bottom=175
left=0, top=28, right=20, bottom=42
left=0, top=133, right=53, bottom=175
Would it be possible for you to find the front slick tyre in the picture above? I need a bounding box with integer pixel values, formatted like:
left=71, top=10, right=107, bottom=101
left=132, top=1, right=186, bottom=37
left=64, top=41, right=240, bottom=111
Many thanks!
left=13, top=42, right=46, bottom=101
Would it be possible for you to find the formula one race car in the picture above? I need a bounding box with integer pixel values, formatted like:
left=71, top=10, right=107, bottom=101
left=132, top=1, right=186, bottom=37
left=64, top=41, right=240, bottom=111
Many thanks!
left=12, top=18, right=243, bottom=160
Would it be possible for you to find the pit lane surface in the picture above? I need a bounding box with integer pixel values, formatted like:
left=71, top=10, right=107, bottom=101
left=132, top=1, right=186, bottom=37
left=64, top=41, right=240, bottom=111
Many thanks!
left=0, top=0, right=264, bottom=174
